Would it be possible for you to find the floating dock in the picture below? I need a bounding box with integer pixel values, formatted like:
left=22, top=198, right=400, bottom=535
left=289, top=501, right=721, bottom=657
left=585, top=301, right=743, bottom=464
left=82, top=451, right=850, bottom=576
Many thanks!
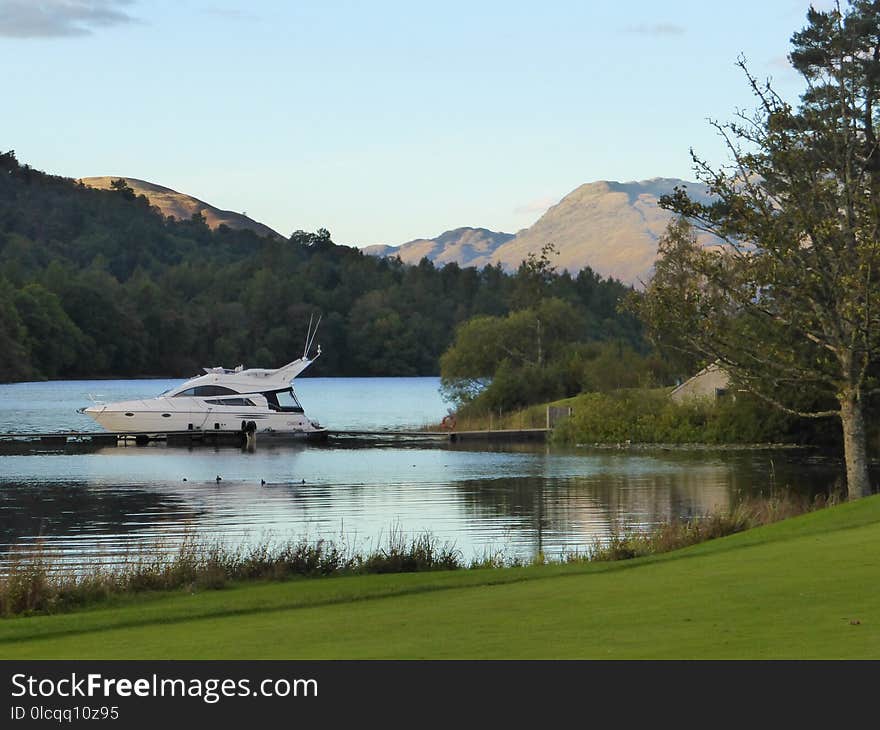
left=0, top=427, right=549, bottom=451
left=448, top=428, right=549, bottom=443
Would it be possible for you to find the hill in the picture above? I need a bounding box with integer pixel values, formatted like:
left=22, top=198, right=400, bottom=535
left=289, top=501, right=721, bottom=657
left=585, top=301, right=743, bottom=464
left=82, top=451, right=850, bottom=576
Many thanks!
left=369, top=178, right=716, bottom=285
left=363, top=227, right=514, bottom=267
left=489, top=178, right=716, bottom=285
left=80, top=176, right=282, bottom=239
left=79, top=176, right=715, bottom=285
left=0, top=152, right=641, bottom=381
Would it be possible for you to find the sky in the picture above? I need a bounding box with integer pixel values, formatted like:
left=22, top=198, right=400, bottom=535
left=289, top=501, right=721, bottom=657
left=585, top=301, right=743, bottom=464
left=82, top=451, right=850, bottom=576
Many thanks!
left=0, top=0, right=834, bottom=246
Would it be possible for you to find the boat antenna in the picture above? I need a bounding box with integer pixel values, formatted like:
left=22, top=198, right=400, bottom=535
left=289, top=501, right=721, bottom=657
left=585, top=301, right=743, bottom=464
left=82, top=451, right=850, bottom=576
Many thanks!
left=303, top=314, right=314, bottom=359
left=308, top=314, right=322, bottom=358
left=303, top=314, right=322, bottom=359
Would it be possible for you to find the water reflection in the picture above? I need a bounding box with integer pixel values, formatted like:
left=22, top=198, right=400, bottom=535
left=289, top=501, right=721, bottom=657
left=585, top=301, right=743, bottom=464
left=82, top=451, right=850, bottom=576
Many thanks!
left=0, top=481, right=196, bottom=546
left=0, top=442, right=847, bottom=565
left=2, top=377, right=850, bottom=564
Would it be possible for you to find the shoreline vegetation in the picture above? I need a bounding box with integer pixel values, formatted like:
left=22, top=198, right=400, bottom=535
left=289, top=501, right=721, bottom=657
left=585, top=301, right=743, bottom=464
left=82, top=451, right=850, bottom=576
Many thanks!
left=430, top=387, right=847, bottom=450
left=0, top=491, right=835, bottom=619
left=2, top=492, right=877, bottom=659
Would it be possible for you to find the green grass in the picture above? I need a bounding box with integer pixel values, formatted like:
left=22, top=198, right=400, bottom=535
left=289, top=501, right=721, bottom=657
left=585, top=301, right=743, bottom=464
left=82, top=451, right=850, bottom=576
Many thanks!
left=3, top=496, right=880, bottom=658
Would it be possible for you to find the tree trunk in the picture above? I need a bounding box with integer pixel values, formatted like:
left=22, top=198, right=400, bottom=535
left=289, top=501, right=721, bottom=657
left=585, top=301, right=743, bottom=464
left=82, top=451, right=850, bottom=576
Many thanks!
left=839, top=390, right=872, bottom=499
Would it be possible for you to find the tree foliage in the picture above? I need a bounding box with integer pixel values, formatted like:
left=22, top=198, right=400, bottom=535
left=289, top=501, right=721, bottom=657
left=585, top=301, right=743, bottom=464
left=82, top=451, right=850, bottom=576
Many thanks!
left=0, top=152, right=642, bottom=382
left=636, top=1, right=880, bottom=498
left=440, top=294, right=654, bottom=413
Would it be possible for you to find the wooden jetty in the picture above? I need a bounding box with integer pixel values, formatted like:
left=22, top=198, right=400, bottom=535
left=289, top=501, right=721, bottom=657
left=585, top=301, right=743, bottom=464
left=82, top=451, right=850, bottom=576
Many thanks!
left=448, top=428, right=549, bottom=443
left=0, top=426, right=550, bottom=451
left=0, top=429, right=264, bottom=448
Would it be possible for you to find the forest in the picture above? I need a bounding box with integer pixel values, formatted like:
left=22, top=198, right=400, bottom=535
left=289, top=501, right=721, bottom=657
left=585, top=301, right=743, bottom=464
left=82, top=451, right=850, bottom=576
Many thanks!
left=0, top=151, right=643, bottom=382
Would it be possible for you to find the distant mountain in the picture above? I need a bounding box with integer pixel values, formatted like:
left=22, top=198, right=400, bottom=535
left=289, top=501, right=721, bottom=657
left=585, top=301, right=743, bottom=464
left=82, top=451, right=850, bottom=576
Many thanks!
left=489, top=179, right=715, bottom=285
left=80, top=177, right=282, bottom=239
left=367, top=178, right=716, bottom=285
left=363, top=227, right=515, bottom=267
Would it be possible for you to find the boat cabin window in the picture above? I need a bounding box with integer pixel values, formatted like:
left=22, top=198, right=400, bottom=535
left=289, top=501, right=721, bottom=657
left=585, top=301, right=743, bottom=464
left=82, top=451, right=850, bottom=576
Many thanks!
left=264, top=388, right=304, bottom=413
left=204, top=398, right=256, bottom=407
left=173, top=385, right=239, bottom=397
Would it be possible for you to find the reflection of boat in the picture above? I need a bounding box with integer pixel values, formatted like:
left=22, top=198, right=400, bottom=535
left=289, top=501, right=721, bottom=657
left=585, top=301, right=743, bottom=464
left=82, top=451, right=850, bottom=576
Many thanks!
left=82, top=328, right=326, bottom=438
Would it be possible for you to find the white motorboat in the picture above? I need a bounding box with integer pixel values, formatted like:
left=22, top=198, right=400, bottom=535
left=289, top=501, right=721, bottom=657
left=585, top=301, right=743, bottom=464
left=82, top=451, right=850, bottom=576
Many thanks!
left=82, top=327, right=326, bottom=438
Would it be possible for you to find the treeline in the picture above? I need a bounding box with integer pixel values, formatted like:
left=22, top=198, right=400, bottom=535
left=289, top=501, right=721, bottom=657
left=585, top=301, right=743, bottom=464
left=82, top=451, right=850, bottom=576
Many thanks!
left=0, top=152, right=643, bottom=382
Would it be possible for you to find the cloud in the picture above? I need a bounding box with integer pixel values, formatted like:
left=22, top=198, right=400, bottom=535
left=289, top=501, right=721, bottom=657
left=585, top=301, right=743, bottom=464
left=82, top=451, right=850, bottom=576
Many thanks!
left=623, top=23, right=686, bottom=36
left=202, top=7, right=260, bottom=22
left=0, top=0, right=139, bottom=38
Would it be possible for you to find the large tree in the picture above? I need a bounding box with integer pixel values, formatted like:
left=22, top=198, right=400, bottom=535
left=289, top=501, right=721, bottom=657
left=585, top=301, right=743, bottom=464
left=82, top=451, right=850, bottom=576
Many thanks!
left=639, top=1, right=880, bottom=498
left=439, top=297, right=586, bottom=406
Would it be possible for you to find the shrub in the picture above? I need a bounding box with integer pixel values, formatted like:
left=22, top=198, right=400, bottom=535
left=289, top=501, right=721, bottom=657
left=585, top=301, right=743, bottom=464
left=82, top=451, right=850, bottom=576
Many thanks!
left=552, top=389, right=812, bottom=445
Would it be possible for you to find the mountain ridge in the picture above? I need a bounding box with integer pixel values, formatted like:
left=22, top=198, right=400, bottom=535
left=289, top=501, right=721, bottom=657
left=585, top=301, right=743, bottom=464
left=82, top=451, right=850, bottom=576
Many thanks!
left=81, top=174, right=714, bottom=285
left=80, top=176, right=282, bottom=239
left=367, top=177, right=715, bottom=285
left=363, top=227, right=515, bottom=268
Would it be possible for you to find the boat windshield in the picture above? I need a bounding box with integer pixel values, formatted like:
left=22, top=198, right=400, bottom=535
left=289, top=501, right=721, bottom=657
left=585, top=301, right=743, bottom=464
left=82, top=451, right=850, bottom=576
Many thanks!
left=264, top=388, right=304, bottom=413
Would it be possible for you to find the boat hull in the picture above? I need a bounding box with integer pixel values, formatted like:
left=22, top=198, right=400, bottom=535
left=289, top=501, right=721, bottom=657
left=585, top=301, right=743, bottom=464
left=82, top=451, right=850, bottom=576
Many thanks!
left=84, top=400, right=323, bottom=436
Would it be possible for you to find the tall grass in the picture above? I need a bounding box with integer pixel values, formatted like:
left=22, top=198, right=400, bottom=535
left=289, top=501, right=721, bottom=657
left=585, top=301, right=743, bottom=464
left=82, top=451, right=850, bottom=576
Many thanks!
left=586, top=491, right=839, bottom=562
left=422, top=404, right=550, bottom=433
left=0, top=491, right=840, bottom=618
left=0, top=531, right=462, bottom=617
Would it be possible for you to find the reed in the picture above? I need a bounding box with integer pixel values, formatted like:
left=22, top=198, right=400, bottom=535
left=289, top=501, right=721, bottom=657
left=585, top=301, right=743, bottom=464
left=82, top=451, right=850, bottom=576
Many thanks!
left=586, top=490, right=839, bottom=562
left=0, top=491, right=840, bottom=618
left=422, top=403, right=551, bottom=433
left=0, top=530, right=462, bottom=617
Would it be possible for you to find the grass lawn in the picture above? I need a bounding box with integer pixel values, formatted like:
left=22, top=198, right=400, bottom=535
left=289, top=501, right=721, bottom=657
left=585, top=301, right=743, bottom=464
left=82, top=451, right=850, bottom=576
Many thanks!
left=2, top=495, right=880, bottom=659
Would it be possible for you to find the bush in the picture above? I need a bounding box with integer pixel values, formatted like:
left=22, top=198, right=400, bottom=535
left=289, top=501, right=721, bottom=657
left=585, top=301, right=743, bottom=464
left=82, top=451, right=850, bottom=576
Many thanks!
left=465, top=361, right=567, bottom=414
left=552, top=389, right=809, bottom=445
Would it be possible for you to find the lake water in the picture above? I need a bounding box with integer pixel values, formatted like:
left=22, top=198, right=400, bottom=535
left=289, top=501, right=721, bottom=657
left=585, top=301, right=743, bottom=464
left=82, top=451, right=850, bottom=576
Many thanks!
left=0, top=377, right=847, bottom=565
left=0, top=377, right=451, bottom=434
